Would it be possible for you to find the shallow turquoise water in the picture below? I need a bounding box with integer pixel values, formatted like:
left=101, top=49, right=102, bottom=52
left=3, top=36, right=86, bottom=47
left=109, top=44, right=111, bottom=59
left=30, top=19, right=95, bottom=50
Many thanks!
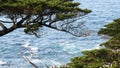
left=0, top=0, right=120, bottom=68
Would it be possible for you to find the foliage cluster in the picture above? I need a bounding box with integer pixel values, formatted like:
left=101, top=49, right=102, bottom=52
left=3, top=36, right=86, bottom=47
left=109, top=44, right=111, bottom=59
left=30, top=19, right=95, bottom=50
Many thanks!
left=68, top=18, right=120, bottom=68
left=99, top=18, right=120, bottom=49
left=0, top=0, right=91, bottom=37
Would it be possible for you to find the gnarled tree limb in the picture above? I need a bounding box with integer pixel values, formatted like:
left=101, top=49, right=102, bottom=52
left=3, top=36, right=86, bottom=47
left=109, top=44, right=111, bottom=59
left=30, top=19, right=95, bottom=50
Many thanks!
left=0, top=23, right=26, bottom=36
left=0, top=23, right=7, bottom=30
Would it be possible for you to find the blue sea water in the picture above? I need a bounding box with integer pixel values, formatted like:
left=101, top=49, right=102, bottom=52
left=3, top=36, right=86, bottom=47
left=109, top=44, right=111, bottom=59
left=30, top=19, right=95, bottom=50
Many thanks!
left=0, top=0, right=120, bottom=68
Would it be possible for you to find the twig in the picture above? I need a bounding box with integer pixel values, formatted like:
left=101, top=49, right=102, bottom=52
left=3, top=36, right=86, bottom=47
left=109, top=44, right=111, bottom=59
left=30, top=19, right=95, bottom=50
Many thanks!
left=19, top=52, right=39, bottom=68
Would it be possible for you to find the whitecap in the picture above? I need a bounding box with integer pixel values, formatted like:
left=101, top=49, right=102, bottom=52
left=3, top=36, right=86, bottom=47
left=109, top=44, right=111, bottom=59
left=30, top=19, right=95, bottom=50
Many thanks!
left=22, top=40, right=39, bottom=53
left=49, top=60, right=61, bottom=65
left=83, top=45, right=104, bottom=51
left=22, top=40, right=30, bottom=48
left=30, top=46, right=39, bottom=53
left=0, top=60, right=7, bottom=65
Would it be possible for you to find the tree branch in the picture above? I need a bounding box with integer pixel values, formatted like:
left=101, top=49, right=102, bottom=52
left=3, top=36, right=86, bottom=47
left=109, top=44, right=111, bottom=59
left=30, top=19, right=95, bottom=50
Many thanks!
left=17, top=15, right=30, bottom=25
left=0, top=23, right=7, bottom=30
left=0, top=24, right=26, bottom=37
left=0, top=20, right=12, bottom=23
left=42, top=23, right=83, bottom=37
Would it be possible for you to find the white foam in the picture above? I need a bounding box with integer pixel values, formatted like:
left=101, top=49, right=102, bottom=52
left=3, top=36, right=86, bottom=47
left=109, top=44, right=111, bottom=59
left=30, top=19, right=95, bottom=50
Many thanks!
left=22, top=40, right=30, bottom=48
left=0, top=61, right=7, bottom=65
left=84, top=45, right=104, bottom=51
left=22, top=40, right=39, bottom=53
left=50, top=60, right=61, bottom=65
left=30, top=47, right=39, bottom=53
left=31, top=59, right=41, bottom=64
left=63, top=45, right=75, bottom=51
left=68, top=51, right=78, bottom=54
left=94, top=45, right=102, bottom=49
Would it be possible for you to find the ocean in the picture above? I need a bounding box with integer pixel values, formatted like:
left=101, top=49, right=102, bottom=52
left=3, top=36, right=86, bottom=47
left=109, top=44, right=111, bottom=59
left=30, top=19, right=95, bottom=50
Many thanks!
left=0, top=0, right=120, bottom=68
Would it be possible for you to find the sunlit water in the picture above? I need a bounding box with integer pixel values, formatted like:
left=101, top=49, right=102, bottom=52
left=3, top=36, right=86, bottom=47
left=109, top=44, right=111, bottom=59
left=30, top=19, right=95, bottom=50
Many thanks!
left=0, top=0, right=120, bottom=68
